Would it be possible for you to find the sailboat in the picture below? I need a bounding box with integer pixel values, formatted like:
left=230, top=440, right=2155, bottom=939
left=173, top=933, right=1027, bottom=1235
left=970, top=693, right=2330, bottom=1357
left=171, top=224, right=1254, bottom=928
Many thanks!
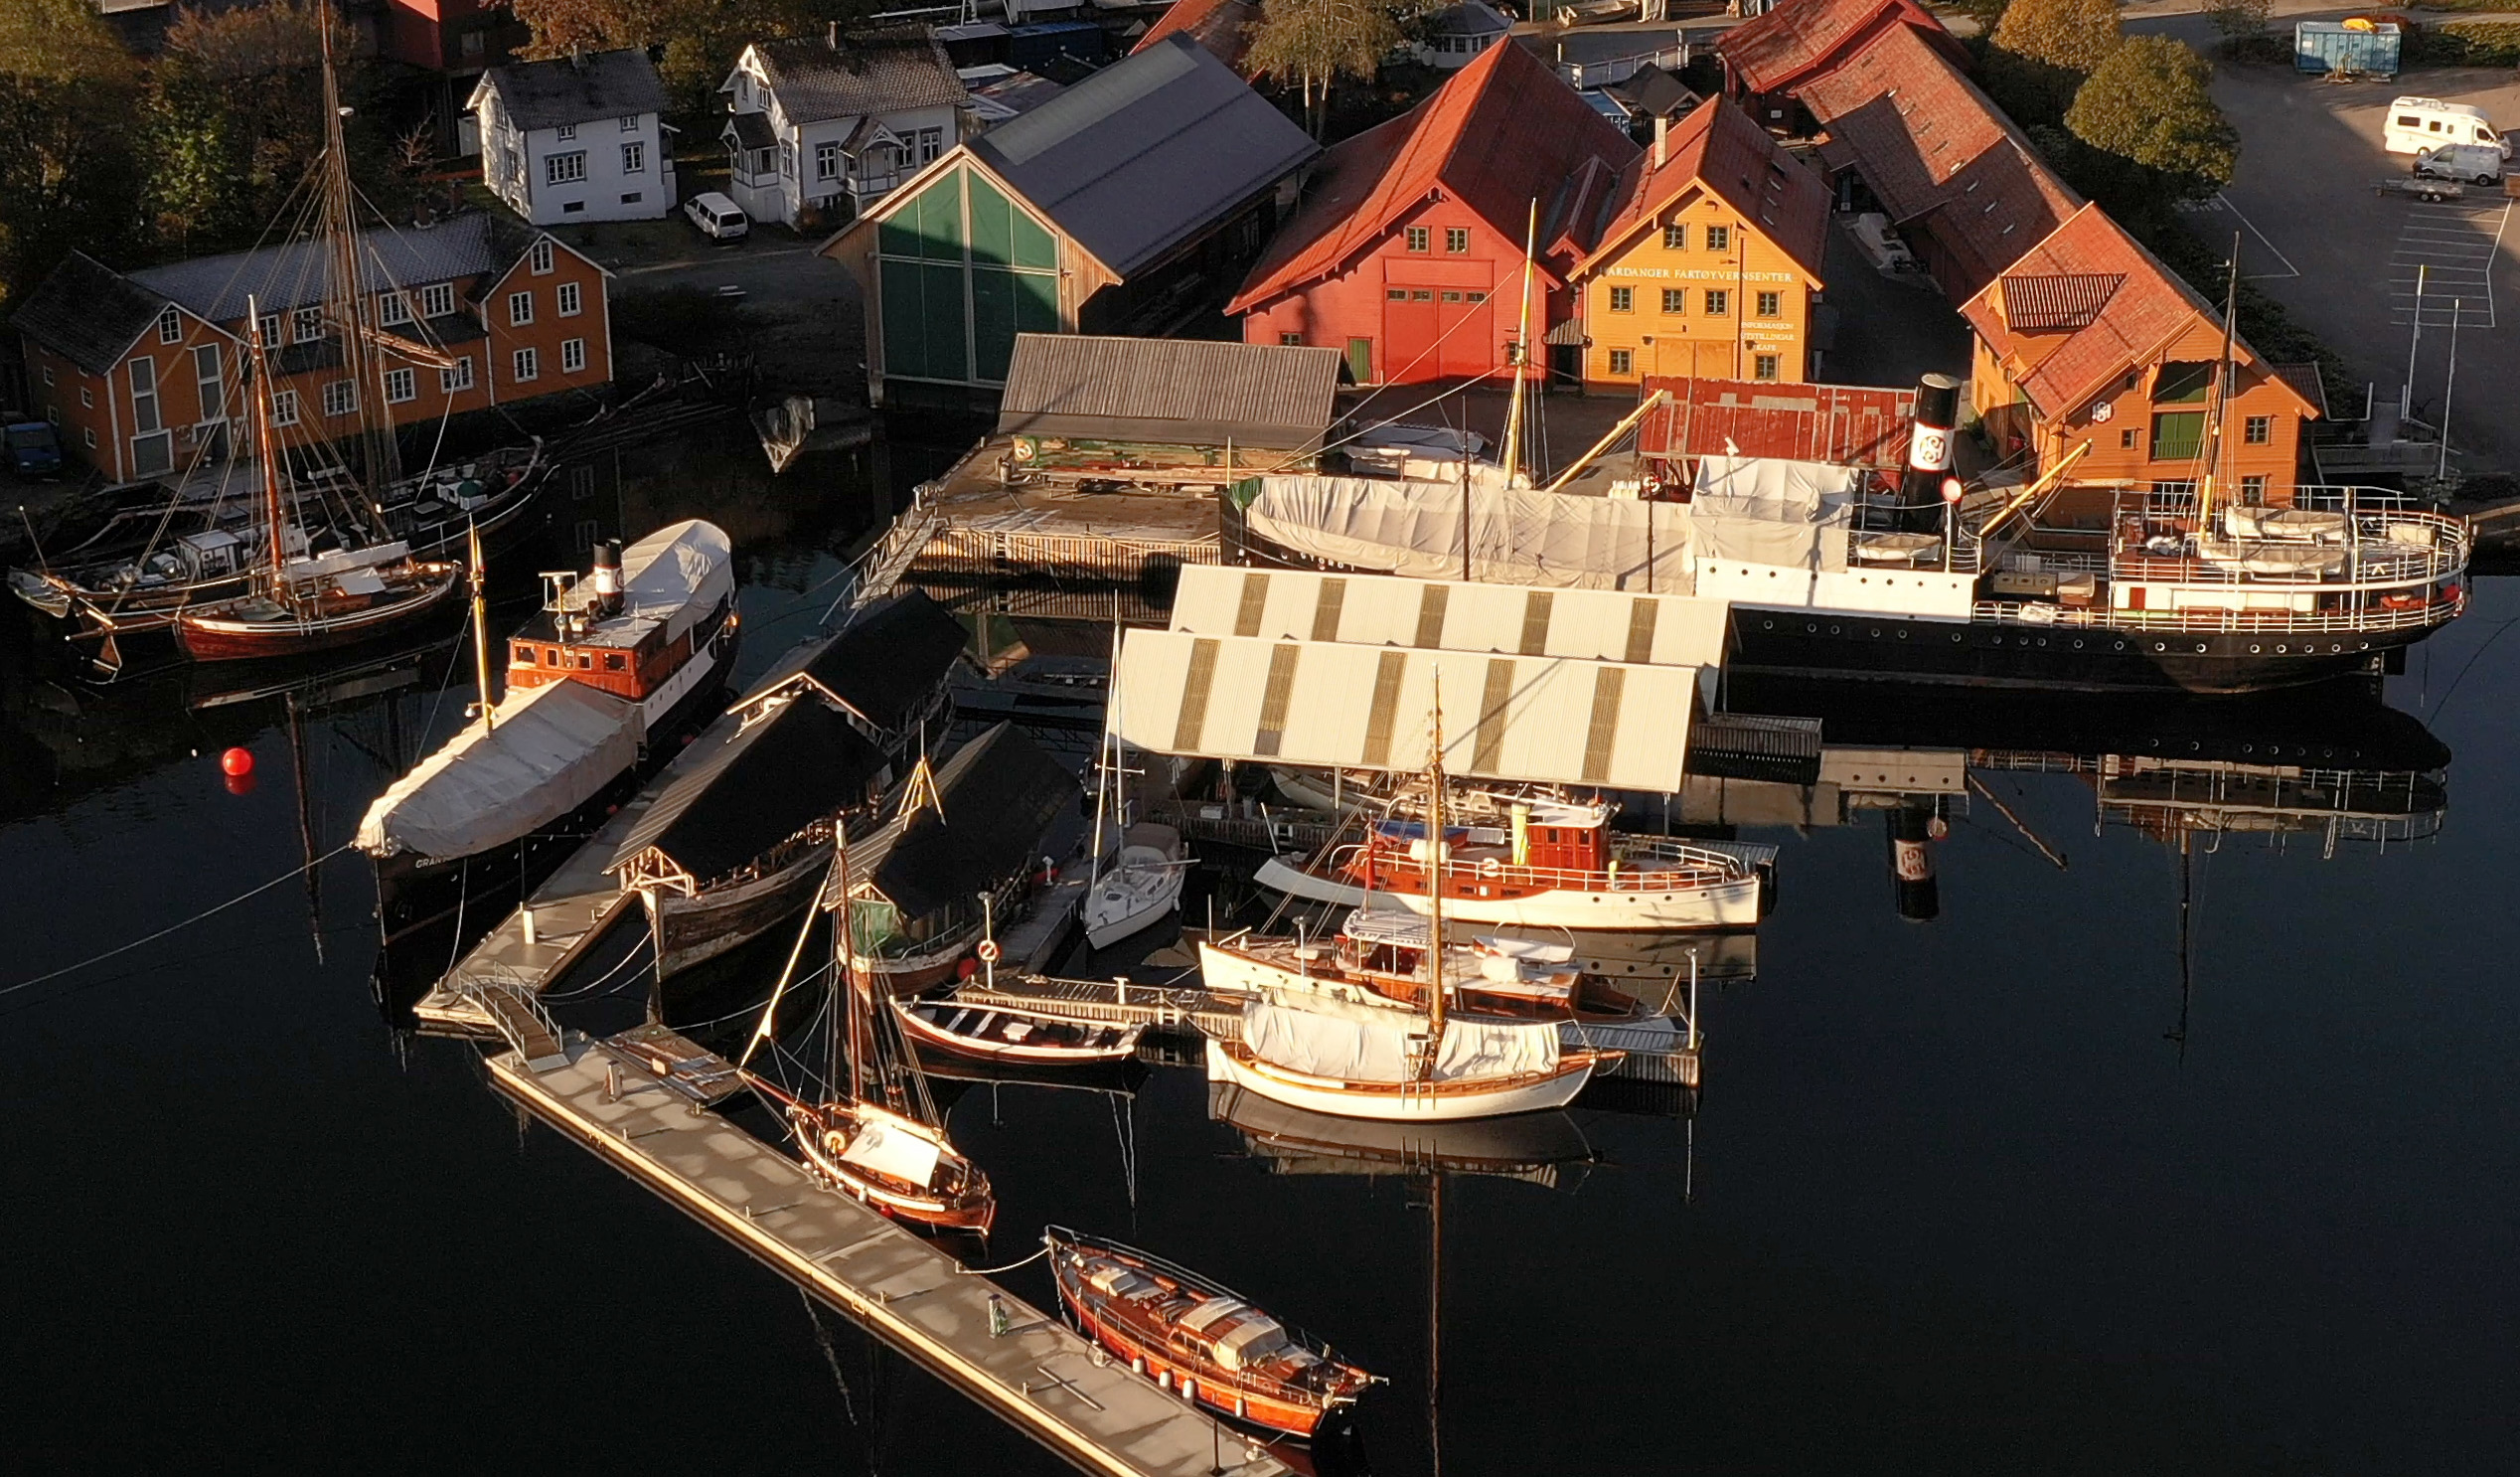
left=1205, top=694, right=1617, bottom=1121
left=170, top=13, right=475, bottom=665
left=741, top=829, right=997, bottom=1235
left=1079, top=633, right=1188, bottom=950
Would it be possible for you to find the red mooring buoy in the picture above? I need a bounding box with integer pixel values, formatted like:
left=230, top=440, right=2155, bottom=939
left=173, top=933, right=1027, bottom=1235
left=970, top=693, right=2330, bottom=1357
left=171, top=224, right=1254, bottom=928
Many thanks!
left=221, top=747, right=254, bottom=778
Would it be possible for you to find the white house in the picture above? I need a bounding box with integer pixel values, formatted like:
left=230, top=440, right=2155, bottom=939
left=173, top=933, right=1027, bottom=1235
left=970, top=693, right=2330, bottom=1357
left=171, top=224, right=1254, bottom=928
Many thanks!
left=1416, top=2, right=1512, bottom=70
left=720, top=28, right=970, bottom=231
left=470, top=49, right=676, bottom=226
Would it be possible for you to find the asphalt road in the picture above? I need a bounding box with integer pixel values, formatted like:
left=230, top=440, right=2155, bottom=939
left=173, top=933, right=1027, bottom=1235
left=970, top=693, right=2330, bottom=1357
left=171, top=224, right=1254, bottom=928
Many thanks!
left=2132, top=14, right=2520, bottom=473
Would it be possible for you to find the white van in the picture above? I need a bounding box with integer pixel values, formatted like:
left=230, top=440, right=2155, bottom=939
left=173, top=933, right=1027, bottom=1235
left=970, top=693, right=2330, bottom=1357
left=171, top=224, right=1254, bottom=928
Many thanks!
left=2415, top=142, right=2504, bottom=185
left=682, top=192, right=749, bottom=243
left=2385, top=96, right=2509, bottom=159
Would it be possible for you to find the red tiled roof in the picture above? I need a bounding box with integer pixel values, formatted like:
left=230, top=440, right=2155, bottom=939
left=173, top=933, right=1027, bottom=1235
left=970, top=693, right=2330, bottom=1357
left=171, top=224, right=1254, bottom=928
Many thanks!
left=2272, top=362, right=2330, bottom=418
left=1133, top=0, right=1259, bottom=73
left=1229, top=39, right=1638, bottom=313
left=1997, top=273, right=2125, bottom=331
left=1797, top=21, right=2079, bottom=300
left=1576, top=96, right=1831, bottom=282
left=1718, top=0, right=1962, bottom=96
left=1960, top=203, right=2315, bottom=421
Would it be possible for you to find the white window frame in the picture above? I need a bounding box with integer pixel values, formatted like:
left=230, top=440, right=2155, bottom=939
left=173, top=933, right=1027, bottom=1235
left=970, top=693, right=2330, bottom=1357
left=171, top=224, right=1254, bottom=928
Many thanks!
left=545, top=152, right=586, bottom=186
left=158, top=306, right=182, bottom=344
left=255, top=313, right=280, bottom=347
left=815, top=139, right=840, bottom=181
left=560, top=337, right=585, bottom=374
left=513, top=347, right=539, bottom=383
left=620, top=140, right=645, bottom=174
left=129, top=357, right=161, bottom=434
left=530, top=239, right=554, bottom=275
left=555, top=122, right=576, bottom=141
left=556, top=281, right=581, bottom=317
left=620, top=113, right=640, bottom=132
left=270, top=390, right=300, bottom=426
left=194, top=344, right=222, bottom=414
left=441, top=356, right=474, bottom=393
left=378, top=290, right=412, bottom=327
left=322, top=380, right=357, bottom=417
left=508, top=290, right=534, bottom=327
left=384, top=367, right=416, bottom=405
left=293, top=306, right=323, bottom=344
left=419, top=282, right=455, bottom=319
left=915, top=127, right=945, bottom=164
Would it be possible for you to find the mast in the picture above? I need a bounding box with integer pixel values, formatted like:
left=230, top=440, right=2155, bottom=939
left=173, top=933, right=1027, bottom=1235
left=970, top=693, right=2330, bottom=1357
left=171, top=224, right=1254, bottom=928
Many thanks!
left=468, top=520, right=494, bottom=731
left=1089, top=621, right=1117, bottom=888
left=832, top=816, right=857, bottom=1104
left=1498, top=201, right=1539, bottom=485
left=243, top=295, right=291, bottom=599
left=315, top=4, right=398, bottom=496
left=2196, top=232, right=2242, bottom=534
left=1423, top=682, right=1446, bottom=1060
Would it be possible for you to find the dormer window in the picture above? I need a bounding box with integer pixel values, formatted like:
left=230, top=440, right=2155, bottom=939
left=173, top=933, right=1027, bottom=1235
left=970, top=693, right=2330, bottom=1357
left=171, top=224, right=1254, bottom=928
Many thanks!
left=556, top=122, right=576, bottom=141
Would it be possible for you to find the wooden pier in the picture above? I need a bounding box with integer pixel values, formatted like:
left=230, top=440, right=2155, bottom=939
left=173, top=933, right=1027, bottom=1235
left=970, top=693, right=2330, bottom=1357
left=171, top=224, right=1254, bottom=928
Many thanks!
left=411, top=789, right=655, bottom=1038
left=488, top=1033, right=1296, bottom=1477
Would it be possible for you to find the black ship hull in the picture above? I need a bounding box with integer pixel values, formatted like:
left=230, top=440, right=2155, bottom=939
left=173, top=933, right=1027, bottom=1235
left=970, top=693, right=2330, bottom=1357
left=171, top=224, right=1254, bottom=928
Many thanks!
left=1726, top=608, right=2436, bottom=694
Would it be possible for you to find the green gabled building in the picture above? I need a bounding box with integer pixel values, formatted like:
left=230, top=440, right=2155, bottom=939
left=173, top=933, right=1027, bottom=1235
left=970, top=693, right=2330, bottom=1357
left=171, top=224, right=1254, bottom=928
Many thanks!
left=819, top=35, right=1319, bottom=408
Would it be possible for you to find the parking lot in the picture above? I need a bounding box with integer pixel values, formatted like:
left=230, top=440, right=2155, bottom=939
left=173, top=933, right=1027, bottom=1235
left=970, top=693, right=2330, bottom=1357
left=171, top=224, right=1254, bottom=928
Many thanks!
left=2138, top=13, right=2520, bottom=471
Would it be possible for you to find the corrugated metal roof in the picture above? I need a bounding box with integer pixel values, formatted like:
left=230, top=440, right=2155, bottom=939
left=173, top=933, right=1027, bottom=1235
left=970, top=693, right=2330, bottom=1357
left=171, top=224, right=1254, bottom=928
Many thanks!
left=471, top=49, right=666, bottom=131
left=1637, top=376, right=1916, bottom=468
left=1168, top=565, right=1729, bottom=672
left=996, top=334, right=1341, bottom=450
left=1114, top=630, right=1698, bottom=791
left=969, top=36, right=1318, bottom=278
left=1996, top=272, right=2125, bottom=332
left=128, top=212, right=529, bottom=323
left=11, top=251, right=169, bottom=375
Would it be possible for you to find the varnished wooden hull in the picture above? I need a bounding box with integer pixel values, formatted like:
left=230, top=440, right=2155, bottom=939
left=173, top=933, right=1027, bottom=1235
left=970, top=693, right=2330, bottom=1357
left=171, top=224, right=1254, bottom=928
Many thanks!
left=174, top=566, right=465, bottom=663
left=785, top=1100, right=996, bottom=1235
left=892, top=999, right=1144, bottom=1065
left=649, top=844, right=833, bottom=978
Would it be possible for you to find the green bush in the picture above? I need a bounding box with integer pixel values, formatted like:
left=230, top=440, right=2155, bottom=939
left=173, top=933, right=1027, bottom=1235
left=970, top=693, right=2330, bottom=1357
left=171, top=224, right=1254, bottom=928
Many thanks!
left=2408, top=21, right=2520, bottom=67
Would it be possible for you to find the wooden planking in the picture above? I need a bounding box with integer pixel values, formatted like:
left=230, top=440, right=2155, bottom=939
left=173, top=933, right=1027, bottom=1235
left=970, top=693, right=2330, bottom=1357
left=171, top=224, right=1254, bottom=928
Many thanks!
left=488, top=1038, right=1296, bottom=1477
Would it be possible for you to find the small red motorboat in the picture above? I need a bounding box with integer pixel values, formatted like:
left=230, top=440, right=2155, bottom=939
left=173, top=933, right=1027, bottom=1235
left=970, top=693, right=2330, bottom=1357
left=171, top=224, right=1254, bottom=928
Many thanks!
left=1045, top=1227, right=1377, bottom=1437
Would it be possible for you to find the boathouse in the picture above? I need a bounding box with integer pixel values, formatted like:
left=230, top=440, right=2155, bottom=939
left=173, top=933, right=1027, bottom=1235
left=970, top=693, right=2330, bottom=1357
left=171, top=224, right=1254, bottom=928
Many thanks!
left=1563, top=97, right=1831, bottom=390
left=820, top=35, right=1318, bottom=407
left=1960, top=205, right=2322, bottom=500
left=995, top=333, right=1343, bottom=473
left=1228, top=40, right=1637, bottom=387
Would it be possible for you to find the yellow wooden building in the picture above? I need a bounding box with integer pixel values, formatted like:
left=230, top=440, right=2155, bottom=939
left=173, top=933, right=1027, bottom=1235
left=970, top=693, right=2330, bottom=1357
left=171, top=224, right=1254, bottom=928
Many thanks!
left=1566, top=97, right=1831, bottom=390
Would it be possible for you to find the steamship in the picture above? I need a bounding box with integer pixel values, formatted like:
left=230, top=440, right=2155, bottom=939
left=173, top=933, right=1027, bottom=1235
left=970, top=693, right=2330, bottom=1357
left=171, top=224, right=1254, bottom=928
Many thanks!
left=1233, top=378, right=2471, bottom=696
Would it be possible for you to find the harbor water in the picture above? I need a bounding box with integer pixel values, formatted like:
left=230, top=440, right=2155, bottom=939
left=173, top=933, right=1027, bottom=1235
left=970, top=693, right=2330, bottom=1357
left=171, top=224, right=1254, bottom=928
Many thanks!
left=6, top=415, right=2517, bottom=1473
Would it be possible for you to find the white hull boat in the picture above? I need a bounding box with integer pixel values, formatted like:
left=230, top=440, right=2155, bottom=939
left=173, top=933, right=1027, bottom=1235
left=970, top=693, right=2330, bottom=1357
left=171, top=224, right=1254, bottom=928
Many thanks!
left=1082, top=822, right=1187, bottom=950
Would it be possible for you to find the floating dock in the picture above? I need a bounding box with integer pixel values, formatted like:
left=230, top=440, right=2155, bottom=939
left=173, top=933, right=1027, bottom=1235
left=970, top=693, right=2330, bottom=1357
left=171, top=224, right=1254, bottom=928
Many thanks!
left=488, top=1032, right=1296, bottom=1477
left=411, top=789, right=656, bottom=1039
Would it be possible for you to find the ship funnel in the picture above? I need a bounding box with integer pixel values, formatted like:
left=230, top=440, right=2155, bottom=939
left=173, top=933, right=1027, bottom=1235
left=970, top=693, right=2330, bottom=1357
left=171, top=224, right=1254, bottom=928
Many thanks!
left=1886, top=800, right=1941, bottom=923
left=591, top=539, right=622, bottom=615
left=1899, top=373, right=1962, bottom=533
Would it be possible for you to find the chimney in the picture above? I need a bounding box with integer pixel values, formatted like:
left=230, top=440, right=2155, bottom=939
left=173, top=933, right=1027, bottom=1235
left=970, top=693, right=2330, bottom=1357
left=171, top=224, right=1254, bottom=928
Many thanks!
left=828, top=21, right=840, bottom=49
left=1654, top=115, right=1668, bottom=170
left=569, top=44, right=583, bottom=71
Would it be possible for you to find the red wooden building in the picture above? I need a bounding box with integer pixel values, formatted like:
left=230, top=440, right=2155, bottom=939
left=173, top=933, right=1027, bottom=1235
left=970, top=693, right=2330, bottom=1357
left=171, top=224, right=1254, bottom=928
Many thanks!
left=1637, top=375, right=1918, bottom=474
left=1718, top=0, right=1966, bottom=127
left=1228, top=41, right=1638, bottom=386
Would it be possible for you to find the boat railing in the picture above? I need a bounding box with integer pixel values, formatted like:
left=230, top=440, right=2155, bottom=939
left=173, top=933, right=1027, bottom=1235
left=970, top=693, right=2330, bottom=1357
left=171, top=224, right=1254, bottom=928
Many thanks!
left=1971, top=591, right=2463, bottom=636
left=1416, top=850, right=1755, bottom=896
left=2104, top=503, right=2468, bottom=589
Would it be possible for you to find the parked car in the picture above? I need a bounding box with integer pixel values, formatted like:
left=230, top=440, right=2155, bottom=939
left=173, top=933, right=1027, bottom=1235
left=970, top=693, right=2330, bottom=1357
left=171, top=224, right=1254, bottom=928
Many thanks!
left=5, top=420, right=63, bottom=477
left=2386, top=96, right=2508, bottom=158
left=2415, top=143, right=2503, bottom=186
left=683, top=192, right=749, bottom=243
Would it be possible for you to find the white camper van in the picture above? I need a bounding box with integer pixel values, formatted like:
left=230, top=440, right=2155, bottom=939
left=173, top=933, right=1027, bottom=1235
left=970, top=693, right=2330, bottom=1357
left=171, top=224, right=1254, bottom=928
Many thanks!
left=2386, top=97, right=2509, bottom=158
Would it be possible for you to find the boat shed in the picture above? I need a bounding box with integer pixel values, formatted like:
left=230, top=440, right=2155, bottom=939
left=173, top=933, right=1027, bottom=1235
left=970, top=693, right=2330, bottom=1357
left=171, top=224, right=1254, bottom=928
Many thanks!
left=737, top=589, right=969, bottom=749
left=607, top=692, right=894, bottom=893
left=1112, top=631, right=1702, bottom=792
left=995, top=333, right=1343, bottom=471
left=1636, top=376, right=1916, bottom=471
left=820, top=35, right=1320, bottom=407
left=820, top=722, right=1076, bottom=940
left=1166, top=565, right=1730, bottom=677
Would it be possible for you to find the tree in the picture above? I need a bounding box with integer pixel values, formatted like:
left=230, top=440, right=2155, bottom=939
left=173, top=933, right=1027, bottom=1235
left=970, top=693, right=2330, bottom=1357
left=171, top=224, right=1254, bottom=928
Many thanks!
left=149, top=1, right=341, bottom=253
left=1989, top=0, right=2123, bottom=74
left=510, top=0, right=875, bottom=118
left=2205, top=0, right=2271, bottom=44
left=1245, top=0, right=1402, bottom=137
left=0, top=0, right=145, bottom=309
left=2067, top=36, right=2238, bottom=200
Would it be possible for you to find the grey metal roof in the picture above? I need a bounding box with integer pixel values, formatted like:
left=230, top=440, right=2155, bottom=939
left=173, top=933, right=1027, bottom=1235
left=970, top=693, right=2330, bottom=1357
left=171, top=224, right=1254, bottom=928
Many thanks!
left=128, top=212, right=531, bottom=324
left=722, top=110, right=779, bottom=152
left=751, top=30, right=967, bottom=123
left=471, top=49, right=667, bottom=131
left=11, top=251, right=170, bottom=376
left=1430, top=1, right=1513, bottom=36
left=967, top=35, right=1319, bottom=277
left=997, top=333, right=1341, bottom=450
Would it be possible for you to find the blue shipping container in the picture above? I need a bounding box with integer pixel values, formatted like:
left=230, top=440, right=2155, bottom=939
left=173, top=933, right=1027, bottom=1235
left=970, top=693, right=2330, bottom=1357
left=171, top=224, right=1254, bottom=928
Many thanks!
left=2295, top=22, right=2402, bottom=77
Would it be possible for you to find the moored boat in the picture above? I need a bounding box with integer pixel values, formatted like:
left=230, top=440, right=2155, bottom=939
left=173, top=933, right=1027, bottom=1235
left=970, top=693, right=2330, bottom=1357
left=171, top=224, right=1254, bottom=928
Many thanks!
left=758, top=1081, right=997, bottom=1235
left=891, top=997, right=1144, bottom=1065
left=1200, top=907, right=1666, bottom=1027
left=1044, top=1227, right=1378, bottom=1437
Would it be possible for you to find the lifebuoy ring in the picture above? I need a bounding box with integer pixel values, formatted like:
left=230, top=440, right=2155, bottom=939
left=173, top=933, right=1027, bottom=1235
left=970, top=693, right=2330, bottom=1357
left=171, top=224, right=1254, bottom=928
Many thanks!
left=1478, top=857, right=1503, bottom=879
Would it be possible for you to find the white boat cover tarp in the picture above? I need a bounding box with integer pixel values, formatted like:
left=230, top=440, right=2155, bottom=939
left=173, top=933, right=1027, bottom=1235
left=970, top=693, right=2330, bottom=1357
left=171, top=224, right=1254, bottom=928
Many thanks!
left=839, top=1114, right=945, bottom=1189
left=1243, top=473, right=1691, bottom=592
left=355, top=679, right=639, bottom=859
left=1686, top=454, right=1860, bottom=572
left=620, top=519, right=736, bottom=640
left=1242, top=994, right=1560, bottom=1084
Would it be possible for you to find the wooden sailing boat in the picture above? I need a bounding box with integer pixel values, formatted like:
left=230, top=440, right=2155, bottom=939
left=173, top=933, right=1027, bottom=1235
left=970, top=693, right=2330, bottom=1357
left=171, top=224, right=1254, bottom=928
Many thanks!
left=172, top=12, right=466, bottom=664
left=742, top=828, right=996, bottom=1235
left=1205, top=692, right=1616, bottom=1121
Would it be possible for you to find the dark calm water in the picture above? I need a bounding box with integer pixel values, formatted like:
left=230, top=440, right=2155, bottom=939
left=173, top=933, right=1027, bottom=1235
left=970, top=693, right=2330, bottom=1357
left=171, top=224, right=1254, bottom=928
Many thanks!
left=7, top=423, right=2517, bottom=1473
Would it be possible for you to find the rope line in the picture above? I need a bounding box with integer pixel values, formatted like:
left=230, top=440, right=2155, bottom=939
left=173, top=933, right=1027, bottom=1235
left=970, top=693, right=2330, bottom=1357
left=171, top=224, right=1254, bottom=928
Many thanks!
left=954, top=1243, right=1052, bottom=1276
left=0, top=842, right=354, bottom=1000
